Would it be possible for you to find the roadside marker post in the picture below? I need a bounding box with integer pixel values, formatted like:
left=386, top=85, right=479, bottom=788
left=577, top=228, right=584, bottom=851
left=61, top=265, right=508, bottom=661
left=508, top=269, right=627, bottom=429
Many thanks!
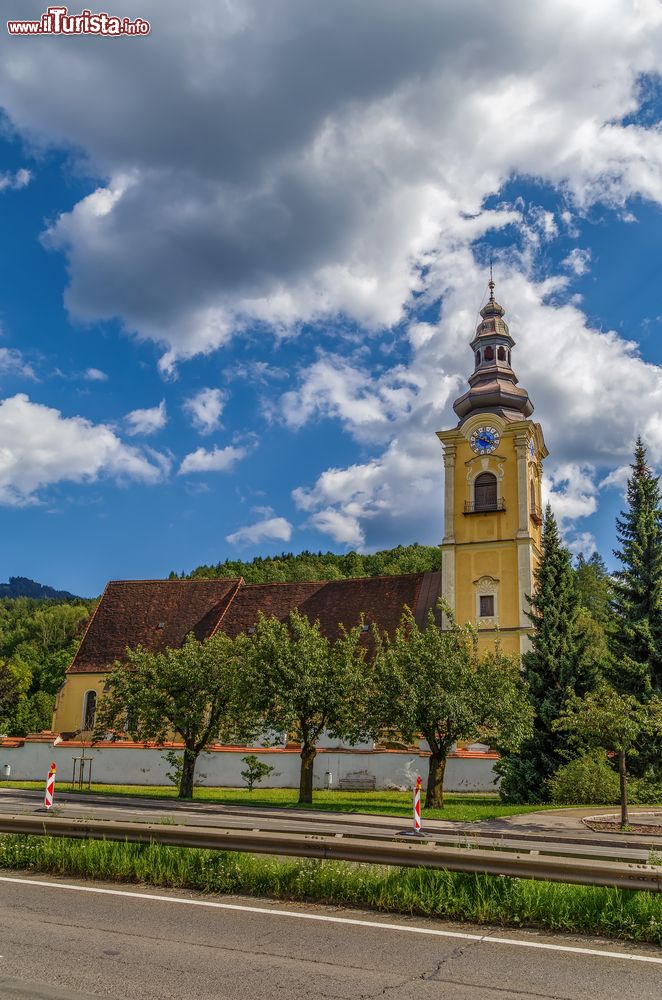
left=44, top=762, right=56, bottom=810
left=398, top=774, right=424, bottom=837
left=413, top=775, right=422, bottom=833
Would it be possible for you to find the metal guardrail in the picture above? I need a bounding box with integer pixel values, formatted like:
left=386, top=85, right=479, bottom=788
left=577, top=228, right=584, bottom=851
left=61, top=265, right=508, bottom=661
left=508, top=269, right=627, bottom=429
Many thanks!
left=0, top=814, right=661, bottom=892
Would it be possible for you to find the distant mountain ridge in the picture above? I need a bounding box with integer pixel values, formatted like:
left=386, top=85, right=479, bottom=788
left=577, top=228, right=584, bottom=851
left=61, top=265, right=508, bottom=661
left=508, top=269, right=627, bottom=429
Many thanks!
left=0, top=576, right=82, bottom=601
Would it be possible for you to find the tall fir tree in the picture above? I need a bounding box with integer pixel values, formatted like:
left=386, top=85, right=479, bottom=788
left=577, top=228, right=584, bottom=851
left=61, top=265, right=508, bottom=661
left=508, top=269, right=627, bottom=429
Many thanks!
left=497, top=504, right=596, bottom=802
left=611, top=437, right=662, bottom=699
left=575, top=551, right=612, bottom=623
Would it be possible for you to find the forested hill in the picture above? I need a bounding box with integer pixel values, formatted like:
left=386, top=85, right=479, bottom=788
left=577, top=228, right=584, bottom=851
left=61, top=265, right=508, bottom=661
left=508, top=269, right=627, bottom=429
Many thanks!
left=174, top=544, right=443, bottom=584
left=0, top=594, right=94, bottom=737
left=0, top=576, right=82, bottom=601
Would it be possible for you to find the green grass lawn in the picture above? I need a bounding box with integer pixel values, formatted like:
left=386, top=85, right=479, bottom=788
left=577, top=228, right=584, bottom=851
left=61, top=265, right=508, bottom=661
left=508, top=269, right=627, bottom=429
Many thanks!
left=0, top=780, right=559, bottom=822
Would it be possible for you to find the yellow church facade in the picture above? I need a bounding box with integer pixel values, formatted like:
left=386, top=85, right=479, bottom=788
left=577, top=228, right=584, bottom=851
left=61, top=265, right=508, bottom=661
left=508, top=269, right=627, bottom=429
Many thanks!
left=437, top=277, right=548, bottom=655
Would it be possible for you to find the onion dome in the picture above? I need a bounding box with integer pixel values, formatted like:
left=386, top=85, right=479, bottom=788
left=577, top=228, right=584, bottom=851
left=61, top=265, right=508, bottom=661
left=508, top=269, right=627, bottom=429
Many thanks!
left=453, top=275, right=533, bottom=423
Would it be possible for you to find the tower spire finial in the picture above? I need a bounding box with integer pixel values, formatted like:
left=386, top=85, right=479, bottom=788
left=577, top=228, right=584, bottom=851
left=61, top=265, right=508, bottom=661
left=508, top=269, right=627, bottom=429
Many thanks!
left=488, top=259, right=495, bottom=302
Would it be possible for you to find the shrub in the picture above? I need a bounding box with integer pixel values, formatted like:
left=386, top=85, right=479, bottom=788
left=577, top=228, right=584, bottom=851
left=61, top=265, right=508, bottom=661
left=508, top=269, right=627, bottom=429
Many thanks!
left=629, top=772, right=662, bottom=805
left=240, top=754, right=275, bottom=792
left=495, top=754, right=545, bottom=804
left=548, top=750, right=619, bottom=805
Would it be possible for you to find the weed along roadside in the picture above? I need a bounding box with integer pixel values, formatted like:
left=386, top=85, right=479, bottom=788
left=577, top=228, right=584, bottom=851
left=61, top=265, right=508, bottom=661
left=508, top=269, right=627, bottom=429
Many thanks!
left=0, top=834, right=661, bottom=946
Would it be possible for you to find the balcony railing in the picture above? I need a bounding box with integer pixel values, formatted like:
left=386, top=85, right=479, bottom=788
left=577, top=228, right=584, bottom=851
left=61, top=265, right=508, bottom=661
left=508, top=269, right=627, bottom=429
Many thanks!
left=530, top=503, right=543, bottom=525
left=463, top=499, right=506, bottom=514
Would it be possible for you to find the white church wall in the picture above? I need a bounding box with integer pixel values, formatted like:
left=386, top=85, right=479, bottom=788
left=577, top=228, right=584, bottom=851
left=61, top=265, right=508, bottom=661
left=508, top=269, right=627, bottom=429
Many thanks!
left=0, top=741, right=498, bottom=792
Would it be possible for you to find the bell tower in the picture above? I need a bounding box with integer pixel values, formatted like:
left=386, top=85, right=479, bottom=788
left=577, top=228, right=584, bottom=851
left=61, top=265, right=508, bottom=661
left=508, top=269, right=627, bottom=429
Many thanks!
left=437, top=275, right=548, bottom=655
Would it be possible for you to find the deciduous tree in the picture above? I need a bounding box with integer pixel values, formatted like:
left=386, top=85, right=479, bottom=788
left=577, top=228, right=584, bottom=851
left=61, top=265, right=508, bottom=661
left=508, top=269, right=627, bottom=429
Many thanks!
left=373, top=608, right=532, bottom=809
left=248, top=610, right=370, bottom=804
left=555, top=685, right=662, bottom=828
left=96, top=632, right=256, bottom=798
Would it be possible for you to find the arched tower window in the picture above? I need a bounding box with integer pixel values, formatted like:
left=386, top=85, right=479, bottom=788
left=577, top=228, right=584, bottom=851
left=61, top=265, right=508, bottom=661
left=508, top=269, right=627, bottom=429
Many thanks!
left=474, top=472, right=497, bottom=511
left=530, top=478, right=536, bottom=510
left=497, top=346, right=506, bottom=361
left=484, top=346, right=494, bottom=361
left=82, top=690, right=97, bottom=732
left=475, top=351, right=481, bottom=366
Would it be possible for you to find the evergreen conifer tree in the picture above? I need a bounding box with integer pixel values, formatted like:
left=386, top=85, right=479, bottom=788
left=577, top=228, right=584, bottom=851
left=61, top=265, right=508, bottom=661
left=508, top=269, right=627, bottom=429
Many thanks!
left=575, top=551, right=612, bottom=623
left=611, top=437, right=662, bottom=699
left=497, top=504, right=596, bottom=802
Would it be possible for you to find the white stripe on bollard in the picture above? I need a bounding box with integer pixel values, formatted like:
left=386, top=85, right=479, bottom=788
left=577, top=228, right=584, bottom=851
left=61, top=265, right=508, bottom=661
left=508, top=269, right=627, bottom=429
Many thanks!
left=44, top=762, right=56, bottom=810
left=413, top=774, right=422, bottom=833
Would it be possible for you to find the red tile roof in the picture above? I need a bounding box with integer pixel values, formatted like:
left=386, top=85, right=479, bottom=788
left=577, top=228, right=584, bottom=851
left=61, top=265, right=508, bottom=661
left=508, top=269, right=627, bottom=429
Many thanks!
left=220, top=572, right=441, bottom=639
left=66, top=571, right=442, bottom=674
left=67, top=578, right=242, bottom=674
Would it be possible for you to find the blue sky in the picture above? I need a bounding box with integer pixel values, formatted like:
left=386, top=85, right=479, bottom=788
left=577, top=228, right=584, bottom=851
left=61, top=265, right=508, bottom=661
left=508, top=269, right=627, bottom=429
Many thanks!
left=0, top=0, right=661, bottom=596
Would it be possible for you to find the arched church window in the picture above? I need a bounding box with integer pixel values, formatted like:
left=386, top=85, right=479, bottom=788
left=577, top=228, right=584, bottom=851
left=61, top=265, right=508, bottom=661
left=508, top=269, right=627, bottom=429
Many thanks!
left=82, top=690, right=97, bottom=732
left=484, top=346, right=494, bottom=361
left=497, top=346, right=506, bottom=361
left=474, top=472, right=497, bottom=511
left=530, top=478, right=536, bottom=510
left=475, top=351, right=481, bottom=366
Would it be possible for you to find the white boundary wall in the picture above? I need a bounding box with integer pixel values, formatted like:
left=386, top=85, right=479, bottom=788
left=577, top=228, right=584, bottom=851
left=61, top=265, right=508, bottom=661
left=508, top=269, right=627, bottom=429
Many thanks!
left=0, top=742, right=498, bottom=792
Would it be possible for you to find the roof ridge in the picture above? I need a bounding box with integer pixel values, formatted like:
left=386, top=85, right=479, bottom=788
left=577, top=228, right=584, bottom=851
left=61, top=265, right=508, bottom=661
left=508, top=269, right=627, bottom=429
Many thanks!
left=241, top=571, right=434, bottom=588
left=104, top=577, right=243, bottom=585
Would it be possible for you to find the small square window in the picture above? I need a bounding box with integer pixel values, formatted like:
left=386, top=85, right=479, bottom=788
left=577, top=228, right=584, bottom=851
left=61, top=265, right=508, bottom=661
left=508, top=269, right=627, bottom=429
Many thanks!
left=479, top=595, right=494, bottom=618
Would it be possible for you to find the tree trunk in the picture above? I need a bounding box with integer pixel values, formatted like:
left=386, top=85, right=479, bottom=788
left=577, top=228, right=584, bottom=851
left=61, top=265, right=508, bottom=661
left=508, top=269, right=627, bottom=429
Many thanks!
left=425, top=752, right=447, bottom=809
left=178, top=747, right=198, bottom=799
left=299, top=744, right=316, bottom=804
left=618, top=750, right=629, bottom=829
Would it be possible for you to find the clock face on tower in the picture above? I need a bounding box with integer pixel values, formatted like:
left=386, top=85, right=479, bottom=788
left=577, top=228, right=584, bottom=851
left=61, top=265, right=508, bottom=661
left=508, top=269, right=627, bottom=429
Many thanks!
left=470, top=425, right=500, bottom=454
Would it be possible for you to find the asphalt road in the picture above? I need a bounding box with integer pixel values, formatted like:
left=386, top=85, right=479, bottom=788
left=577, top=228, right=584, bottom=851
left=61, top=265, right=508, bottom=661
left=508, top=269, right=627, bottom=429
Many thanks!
left=0, top=788, right=660, bottom=863
left=0, top=872, right=661, bottom=999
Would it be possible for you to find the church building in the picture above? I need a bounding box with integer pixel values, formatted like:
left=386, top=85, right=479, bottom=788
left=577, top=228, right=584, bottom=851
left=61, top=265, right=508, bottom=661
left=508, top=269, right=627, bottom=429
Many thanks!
left=52, top=278, right=547, bottom=736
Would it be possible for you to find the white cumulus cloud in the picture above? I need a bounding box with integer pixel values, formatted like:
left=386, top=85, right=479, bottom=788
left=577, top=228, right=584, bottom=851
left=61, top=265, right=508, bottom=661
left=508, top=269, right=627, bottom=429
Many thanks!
left=83, top=367, right=108, bottom=382
left=178, top=444, right=247, bottom=475
left=0, top=393, right=167, bottom=505
left=0, top=348, right=34, bottom=379
left=183, top=387, right=227, bottom=435
left=125, top=399, right=167, bottom=437
left=226, top=516, right=293, bottom=546
left=0, top=168, right=31, bottom=193
left=566, top=531, right=598, bottom=559
left=562, top=248, right=592, bottom=276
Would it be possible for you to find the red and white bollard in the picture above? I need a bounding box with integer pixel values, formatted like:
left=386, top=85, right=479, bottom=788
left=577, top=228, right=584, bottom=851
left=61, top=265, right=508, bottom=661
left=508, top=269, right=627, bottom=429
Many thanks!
left=44, top=761, right=56, bottom=810
left=413, top=774, right=422, bottom=833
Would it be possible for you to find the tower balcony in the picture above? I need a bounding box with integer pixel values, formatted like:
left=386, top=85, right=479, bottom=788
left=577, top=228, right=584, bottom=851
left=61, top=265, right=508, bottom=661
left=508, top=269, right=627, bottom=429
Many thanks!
left=463, top=499, right=506, bottom=515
